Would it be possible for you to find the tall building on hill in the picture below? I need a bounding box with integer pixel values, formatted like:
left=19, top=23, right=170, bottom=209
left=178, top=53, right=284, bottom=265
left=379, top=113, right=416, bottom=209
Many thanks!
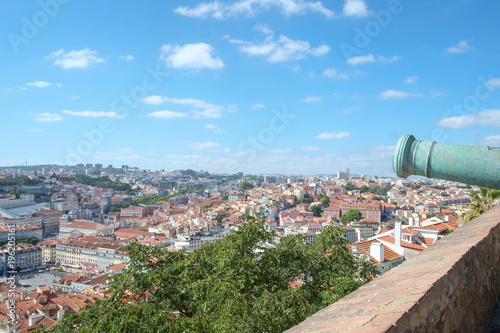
left=337, top=168, right=349, bottom=180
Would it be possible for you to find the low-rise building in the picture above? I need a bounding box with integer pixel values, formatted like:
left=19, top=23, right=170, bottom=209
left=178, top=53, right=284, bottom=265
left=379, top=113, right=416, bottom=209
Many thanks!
left=0, top=243, right=42, bottom=271
left=55, top=239, right=128, bottom=270
left=38, top=240, right=58, bottom=264
left=34, top=210, right=62, bottom=237
left=0, top=225, right=42, bottom=243
left=59, top=221, right=114, bottom=238
left=173, top=228, right=233, bottom=252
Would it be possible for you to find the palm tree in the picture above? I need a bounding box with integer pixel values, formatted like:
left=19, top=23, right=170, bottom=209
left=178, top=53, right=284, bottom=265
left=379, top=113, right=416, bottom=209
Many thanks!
left=464, top=187, right=500, bottom=223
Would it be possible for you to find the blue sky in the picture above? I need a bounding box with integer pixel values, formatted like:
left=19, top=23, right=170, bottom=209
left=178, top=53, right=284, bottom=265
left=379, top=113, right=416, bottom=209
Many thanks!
left=1, top=0, right=500, bottom=176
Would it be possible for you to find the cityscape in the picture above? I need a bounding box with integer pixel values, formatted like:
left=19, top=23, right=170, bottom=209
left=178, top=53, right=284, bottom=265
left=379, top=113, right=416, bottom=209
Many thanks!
left=2, top=0, right=500, bottom=331
left=0, top=164, right=476, bottom=331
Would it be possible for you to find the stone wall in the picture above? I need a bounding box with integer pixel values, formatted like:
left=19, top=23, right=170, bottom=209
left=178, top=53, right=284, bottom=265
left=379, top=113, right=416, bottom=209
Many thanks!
left=286, top=206, right=500, bottom=333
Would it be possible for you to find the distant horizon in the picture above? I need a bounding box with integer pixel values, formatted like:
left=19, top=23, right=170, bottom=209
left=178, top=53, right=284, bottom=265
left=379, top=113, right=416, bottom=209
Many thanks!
left=0, top=163, right=398, bottom=178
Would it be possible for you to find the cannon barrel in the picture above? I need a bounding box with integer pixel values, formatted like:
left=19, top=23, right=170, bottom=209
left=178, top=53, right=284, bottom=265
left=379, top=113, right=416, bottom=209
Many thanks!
left=393, top=134, right=500, bottom=190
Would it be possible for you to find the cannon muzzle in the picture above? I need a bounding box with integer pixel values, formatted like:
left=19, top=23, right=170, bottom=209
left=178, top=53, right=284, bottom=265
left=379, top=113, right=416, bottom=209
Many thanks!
left=393, top=134, right=500, bottom=189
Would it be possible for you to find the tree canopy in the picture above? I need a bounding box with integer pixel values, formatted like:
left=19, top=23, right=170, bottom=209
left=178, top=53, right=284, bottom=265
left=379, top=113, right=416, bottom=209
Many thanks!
left=0, top=175, right=42, bottom=187
left=240, top=181, right=254, bottom=190
left=465, top=187, right=500, bottom=223
left=50, top=216, right=375, bottom=332
left=319, top=196, right=330, bottom=207
left=310, top=205, right=323, bottom=217
left=340, top=209, right=362, bottom=225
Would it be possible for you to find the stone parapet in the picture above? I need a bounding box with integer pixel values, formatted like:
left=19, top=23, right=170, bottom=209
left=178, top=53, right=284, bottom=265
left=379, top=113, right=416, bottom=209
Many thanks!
left=287, top=205, right=500, bottom=332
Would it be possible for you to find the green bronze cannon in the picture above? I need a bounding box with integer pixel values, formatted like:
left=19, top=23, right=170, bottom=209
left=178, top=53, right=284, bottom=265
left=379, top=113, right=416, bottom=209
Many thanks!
left=393, top=134, right=500, bottom=190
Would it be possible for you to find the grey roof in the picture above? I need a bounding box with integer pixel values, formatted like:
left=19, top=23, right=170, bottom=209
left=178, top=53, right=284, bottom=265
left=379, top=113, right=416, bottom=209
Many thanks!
left=0, top=203, right=45, bottom=218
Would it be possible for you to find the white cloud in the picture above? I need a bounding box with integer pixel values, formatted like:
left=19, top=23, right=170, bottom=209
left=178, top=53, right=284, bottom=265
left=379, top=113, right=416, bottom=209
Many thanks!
left=299, top=145, right=322, bottom=151
left=430, top=91, right=445, bottom=98
left=478, top=135, right=500, bottom=146
left=174, top=0, right=334, bottom=19
left=26, top=81, right=52, bottom=88
left=188, top=141, right=220, bottom=151
left=205, top=124, right=223, bottom=133
left=25, top=129, right=43, bottom=133
left=119, top=55, right=134, bottom=61
left=31, top=112, right=63, bottom=122
left=347, top=54, right=374, bottom=65
left=45, top=48, right=105, bottom=69
left=473, top=109, right=500, bottom=127
left=147, top=111, right=188, bottom=120
left=142, top=95, right=233, bottom=119
left=377, top=55, right=400, bottom=63
left=300, top=96, right=322, bottom=103
left=436, top=110, right=500, bottom=129
left=230, top=26, right=329, bottom=63
left=61, top=110, right=123, bottom=118
left=343, top=0, right=369, bottom=17
left=435, top=115, right=476, bottom=129
left=446, top=40, right=470, bottom=54
left=403, top=76, right=418, bottom=84
left=347, top=54, right=399, bottom=65
left=269, top=148, right=291, bottom=154
left=340, top=106, right=359, bottom=114
left=142, top=95, right=165, bottom=105
left=486, top=78, right=500, bottom=89
left=251, top=103, right=266, bottom=109
left=315, top=131, right=351, bottom=139
left=160, top=43, right=223, bottom=70
left=322, top=68, right=349, bottom=80
left=378, top=90, right=422, bottom=99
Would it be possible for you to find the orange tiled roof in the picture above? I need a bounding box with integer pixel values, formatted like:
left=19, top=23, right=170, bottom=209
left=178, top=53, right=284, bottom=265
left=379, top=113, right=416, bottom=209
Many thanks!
left=348, top=239, right=403, bottom=263
left=378, top=235, right=426, bottom=252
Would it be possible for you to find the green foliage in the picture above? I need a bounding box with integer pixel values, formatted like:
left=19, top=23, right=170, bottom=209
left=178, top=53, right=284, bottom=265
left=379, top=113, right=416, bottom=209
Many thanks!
left=0, top=237, right=39, bottom=247
left=356, top=196, right=365, bottom=201
left=0, top=176, right=42, bottom=187
left=399, top=190, right=407, bottom=196
left=310, top=205, right=323, bottom=217
left=465, top=187, right=500, bottom=223
left=50, top=217, right=375, bottom=333
left=319, top=196, right=330, bottom=207
left=10, top=189, right=29, bottom=199
left=62, top=175, right=135, bottom=193
left=214, top=215, right=224, bottom=225
left=109, top=187, right=206, bottom=212
left=240, top=181, right=254, bottom=190
left=344, top=185, right=388, bottom=196
left=301, top=197, right=312, bottom=204
left=221, top=195, right=229, bottom=201
left=340, top=209, right=362, bottom=225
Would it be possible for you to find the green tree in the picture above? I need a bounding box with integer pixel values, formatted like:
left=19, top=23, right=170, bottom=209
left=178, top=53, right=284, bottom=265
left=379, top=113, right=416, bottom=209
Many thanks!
left=214, top=215, right=223, bottom=225
left=240, top=181, right=254, bottom=190
left=301, top=197, right=312, bottom=204
left=340, top=209, right=362, bottom=225
left=10, top=189, right=29, bottom=199
left=49, top=216, right=375, bottom=332
left=357, top=196, right=365, bottom=201
left=319, top=196, right=330, bottom=207
left=221, top=195, right=229, bottom=201
left=310, top=205, right=323, bottom=217
left=464, top=187, right=500, bottom=223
